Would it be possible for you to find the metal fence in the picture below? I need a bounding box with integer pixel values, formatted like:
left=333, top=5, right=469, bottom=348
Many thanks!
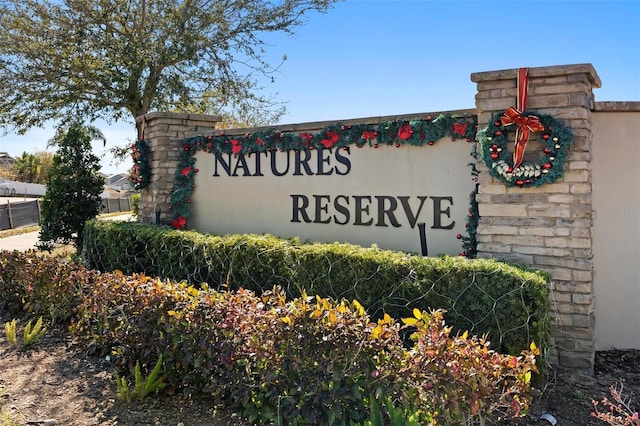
left=0, top=197, right=132, bottom=231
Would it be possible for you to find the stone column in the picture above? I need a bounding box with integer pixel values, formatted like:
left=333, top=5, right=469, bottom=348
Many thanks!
left=471, top=64, right=602, bottom=373
left=135, top=112, right=221, bottom=225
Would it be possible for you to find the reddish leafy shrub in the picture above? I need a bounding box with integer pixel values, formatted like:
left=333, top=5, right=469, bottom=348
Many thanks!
left=0, top=252, right=540, bottom=425
left=0, top=250, right=94, bottom=324
left=71, top=271, right=194, bottom=372
left=400, top=309, right=539, bottom=424
left=239, top=292, right=406, bottom=424
left=159, top=287, right=270, bottom=400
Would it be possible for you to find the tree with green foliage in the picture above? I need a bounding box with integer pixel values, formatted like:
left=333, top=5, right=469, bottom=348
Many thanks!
left=0, top=0, right=340, bottom=137
left=3, top=151, right=55, bottom=183
left=38, top=124, right=106, bottom=252
left=34, top=151, right=55, bottom=184
left=14, top=152, right=41, bottom=183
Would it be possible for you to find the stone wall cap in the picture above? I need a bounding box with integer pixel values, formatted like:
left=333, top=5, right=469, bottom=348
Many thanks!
left=135, top=111, right=223, bottom=123
left=471, top=63, right=602, bottom=88
left=594, top=101, right=640, bottom=112
left=217, top=108, right=477, bottom=135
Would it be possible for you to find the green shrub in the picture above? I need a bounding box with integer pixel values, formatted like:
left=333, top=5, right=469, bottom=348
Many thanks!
left=81, top=220, right=550, bottom=356
left=130, top=193, right=140, bottom=218
left=116, top=355, right=166, bottom=403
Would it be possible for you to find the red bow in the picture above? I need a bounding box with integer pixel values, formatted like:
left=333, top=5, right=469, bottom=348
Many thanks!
left=500, top=68, right=545, bottom=169
left=230, top=139, right=242, bottom=154
left=172, top=216, right=186, bottom=230
left=500, top=107, right=544, bottom=169
left=397, top=123, right=413, bottom=141
left=320, top=130, right=340, bottom=149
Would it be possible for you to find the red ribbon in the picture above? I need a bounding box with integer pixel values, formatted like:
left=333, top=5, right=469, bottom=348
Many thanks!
left=500, top=68, right=544, bottom=169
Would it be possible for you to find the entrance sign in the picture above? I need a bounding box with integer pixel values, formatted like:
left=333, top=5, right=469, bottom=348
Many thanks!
left=190, top=139, right=474, bottom=255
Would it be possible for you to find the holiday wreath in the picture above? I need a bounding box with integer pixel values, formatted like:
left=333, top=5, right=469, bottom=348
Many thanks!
left=477, top=68, right=574, bottom=187
left=477, top=110, right=574, bottom=187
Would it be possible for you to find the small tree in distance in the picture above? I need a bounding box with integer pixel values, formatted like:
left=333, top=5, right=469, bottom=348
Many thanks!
left=38, top=124, right=106, bottom=253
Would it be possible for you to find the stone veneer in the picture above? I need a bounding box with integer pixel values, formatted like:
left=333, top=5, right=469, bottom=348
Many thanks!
left=471, top=64, right=602, bottom=373
left=135, top=112, right=222, bottom=225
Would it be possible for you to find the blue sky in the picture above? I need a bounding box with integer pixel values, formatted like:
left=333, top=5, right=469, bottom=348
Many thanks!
left=1, top=0, right=638, bottom=174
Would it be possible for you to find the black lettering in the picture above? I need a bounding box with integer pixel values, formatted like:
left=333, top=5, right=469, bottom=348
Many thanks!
left=232, top=154, right=251, bottom=176
left=334, top=147, right=351, bottom=175
left=213, top=153, right=232, bottom=176
left=313, top=195, right=331, bottom=223
left=431, top=196, right=455, bottom=229
left=353, top=196, right=373, bottom=226
left=375, top=196, right=401, bottom=227
left=271, top=150, right=291, bottom=176
left=333, top=195, right=350, bottom=225
left=294, top=150, right=314, bottom=176
left=252, top=152, right=266, bottom=176
left=316, top=148, right=333, bottom=176
left=398, top=196, right=429, bottom=228
left=290, top=195, right=311, bottom=223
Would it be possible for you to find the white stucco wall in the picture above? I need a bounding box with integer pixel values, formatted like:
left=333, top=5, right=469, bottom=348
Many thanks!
left=592, top=111, right=640, bottom=350
left=189, top=138, right=476, bottom=256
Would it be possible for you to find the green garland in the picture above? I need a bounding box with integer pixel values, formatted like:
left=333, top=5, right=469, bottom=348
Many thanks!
left=169, top=114, right=479, bottom=255
left=477, top=111, right=573, bottom=187
left=128, top=140, right=151, bottom=190
left=457, top=143, right=479, bottom=258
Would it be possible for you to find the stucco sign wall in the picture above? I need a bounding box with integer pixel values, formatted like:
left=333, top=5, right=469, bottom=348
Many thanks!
left=189, top=139, right=475, bottom=255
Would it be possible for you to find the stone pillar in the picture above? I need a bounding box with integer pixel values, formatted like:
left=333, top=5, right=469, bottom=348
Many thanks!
left=135, top=112, right=221, bottom=225
left=471, top=64, right=602, bottom=373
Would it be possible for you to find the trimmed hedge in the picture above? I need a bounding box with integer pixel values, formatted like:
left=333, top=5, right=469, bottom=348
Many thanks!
left=81, top=219, right=550, bottom=355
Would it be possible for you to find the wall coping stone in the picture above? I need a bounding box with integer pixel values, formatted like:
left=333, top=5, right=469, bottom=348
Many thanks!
left=179, top=108, right=478, bottom=136
left=471, top=63, right=601, bottom=88
left=135, top=112, right=223, bottom=124
left=594, top=101, right=640, bottom=112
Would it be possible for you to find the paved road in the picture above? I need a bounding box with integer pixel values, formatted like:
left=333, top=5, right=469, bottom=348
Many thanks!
left=0, top=213, right=135, bottom=252
left=0, top=231, right=41, bottom=251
